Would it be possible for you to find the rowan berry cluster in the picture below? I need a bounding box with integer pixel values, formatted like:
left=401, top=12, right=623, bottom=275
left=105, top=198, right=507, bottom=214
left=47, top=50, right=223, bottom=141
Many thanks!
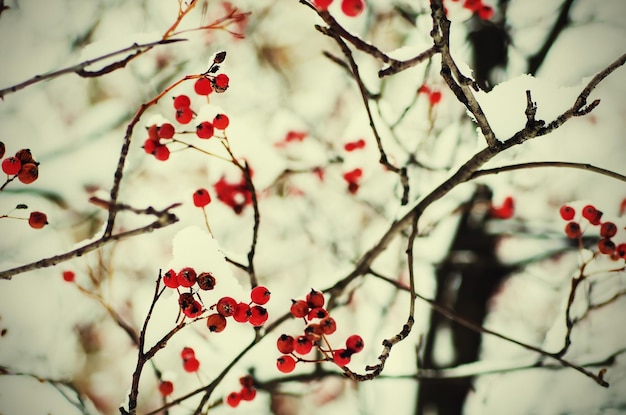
left=143, top=52, right=230, bottom=161
left=560, top=203, right=626, bottom=260
left=313, top=0, right=365, bottom=17
left=275, top=289, right=365, bottom=373
left=163, top=267, right=271, bottom=331
left=449, top=0, right=494, bottom=20
left=225, top=375, right=257, bottom=408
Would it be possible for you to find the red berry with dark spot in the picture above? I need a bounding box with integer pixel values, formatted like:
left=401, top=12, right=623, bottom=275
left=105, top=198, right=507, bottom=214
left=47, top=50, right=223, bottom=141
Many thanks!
left=216, top=296, right=237, bottom=317
left=333, top=349, right=352, bottom=366
left=197, top=272, right=216, bottom=290
left=277, top=334, right=295, bottom=354
left=290, top=300, right=310, bottom=318
left=294, top=335, right=313, bottom=355
left=564, top=221, right=581, bottom=239
left=559, top=205, right=575, bottom=221
left=177, top=267, right=197, bottom=288
left=307, top=307, right=328, bottom=320
left=196, top=121, right=214, bottom=139
left=239, top=375, right=254, bottom=389
left=240, top=386, right=256, bottom=401
left=306, top=289, right=325, bottom=308
left=582, top=205, right=602, bottom=225
left=600, top=222, right=617, bottom=238
left=28, top=211, right=47, bottom=229
left=193, top=188, right=211, bottom=207
left=226, top=391, right=241, bottom=408
left=345, top=334, right=364, bottom=353
left=598, top=239, right=615, bottom=255
left=2, top=157, right=21, bottom=175
left=215, top=74, right=229, bottom=89
left=158, top=123, right=175, bottom=139
left=163, top=269, right=179, bottom=288
left=143, top=138, right=159, bottom=155
left=176, top=107, right=194, bottom=124
left=18, top=163, right=39, bottom=184
left=276, top=355, right=296, bottom=373
left=320, top=316, right=337, bottom=334
left=206, top=313, right=227, bottom=332
left=213, top=113, right=230, bottom=130
left=249, top=305, right=268, bottom=326
left=233, top=302, right=251, bottom=323
left=616, top=243, right=626, bottom=259
left=304, top=323, right=323, bottom=341
left=154, top=145, right=170, bottom=161
left=183, top=300, right=203, bottom=318
left=250, top=285, right=271, bottom=305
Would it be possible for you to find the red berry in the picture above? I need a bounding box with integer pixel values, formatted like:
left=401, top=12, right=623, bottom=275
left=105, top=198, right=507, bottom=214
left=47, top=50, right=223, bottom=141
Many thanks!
left=215, top=74, right=229, bottom=89
left=15, top=149, right=35, bottom=164
left=477, top=5, right=494, bottom=20
left=306, top=289, right=325, bottom=308
left=490, top=196, right=514, bottom=219
left=233, top=302, right=251, bottom=323
left=582, top=205, right=602, bottom=225
left=345, top=334, right=364, bottom=353
left=216, top=296, right=237, bottom=317
left=163, top=269, right=179, bottom=288
left=0, top=141, right=5, bottom=159
left=143, top=138, right=159, bottom=155
left=213, top=113, right=230, bottom=130
left=28, top=211, right=47, bottom=229
left=333, top=349, right=352, bottom=366
left=463, top=0, right=482, bottom=12
left=319, top=317, right=337, bottom=334
left=176, top=107, right=194, bottom=124
left=598, top=239, right=616, bottom=255
left=173, top=94, right=191, bottom=109
left=429, top=91, right=442, bottom=105
left=226, top=391, right=241, bottom=408
left=249, top=305, right=268, bottom=326
left=196, top=121, right=214, bottom=139
left=2, top=157, right=21, bottom=175
left=154, top=145, right=170, bottom=161
left=18, top=163, right=39, bottom=184
left=183, top=357, right=200, bottom=372
left=294, top=335, right=313, bottom=355
left=615, top=243, right=626, bottom=258
left=177, top=267, right=197, bottom=288
left=194, top=77, right=213, bottom=95
left=290, top=300, right=310, bottom=318
left=239, top=375, right=254, bottom=389
left=559, top=205, right=576, bottom=221
left=341, top=0, right=364, bottom=17
left=183, top=301, right=203, bottom=318
left=564, top=221, right=581, bottom=239
left=197, top=272, right=216, bottom=290
left=158, top=123, right=175, bottom=139
left=250, top=285, right=271, bottom=305
left=314, top=0, right=333, bottom=10
left=600, top=222, right=617, bottom=238
left=307, top=307, right=328, bottom=320
left=181, top=347, right=196, bottom=360
left=342, top=168, right=362, bottom=185
left=277, top=334, right=295, bottom=354
left=62, top=270, right=75, bottom=282
left=304, top=323, right=323, bottom=341
left=276, top=355, right=296, bottom=373
left=147, top=124, right=159, bottom=140
left=158, top=381, right=174, bottom=397
left=206, top=313, right=227, bottom=332
left=239, top=386, right=256, bottom=401
left=193, top=188, right=211, bottom=207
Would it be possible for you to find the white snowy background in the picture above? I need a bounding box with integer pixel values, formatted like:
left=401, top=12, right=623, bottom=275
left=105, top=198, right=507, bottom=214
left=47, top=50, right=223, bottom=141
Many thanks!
left=0, top=0, right=625, bottom=414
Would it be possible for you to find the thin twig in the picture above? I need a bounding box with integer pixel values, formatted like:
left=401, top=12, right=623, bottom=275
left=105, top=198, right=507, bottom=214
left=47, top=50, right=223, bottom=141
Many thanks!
left=471, top=161, right=626, bottom=182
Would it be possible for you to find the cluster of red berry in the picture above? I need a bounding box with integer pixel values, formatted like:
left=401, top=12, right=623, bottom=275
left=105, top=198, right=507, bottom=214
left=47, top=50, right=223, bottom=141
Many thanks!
left=214, top=172, right=253, bottom=214
left=342, top=168, right=363, bottom=195
left=275, top=289, right=365, bottom=373
left=344, top=138, right=366, bottom=152
left=163, top=267, right=271, bottom=331
left=273, top=130, right=307, bottom=148
left=418, top=85, right=443, bottom=106
left=560, top=204, right=626, bottom=260
left=143, top=52, right=230, bottom=161
left=225, top=375, right=257, bottom=408
left=490, top=196, right=515, bottom=219
left=0, top=143, right=47, bottom=229
left=313, top=0, right=365, bottom=17
left=449, top=0, right=494, bottom=20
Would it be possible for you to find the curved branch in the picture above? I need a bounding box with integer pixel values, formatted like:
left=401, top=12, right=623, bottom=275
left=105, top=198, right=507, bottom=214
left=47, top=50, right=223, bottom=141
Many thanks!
left=471, top=161, right=626, bottom=182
